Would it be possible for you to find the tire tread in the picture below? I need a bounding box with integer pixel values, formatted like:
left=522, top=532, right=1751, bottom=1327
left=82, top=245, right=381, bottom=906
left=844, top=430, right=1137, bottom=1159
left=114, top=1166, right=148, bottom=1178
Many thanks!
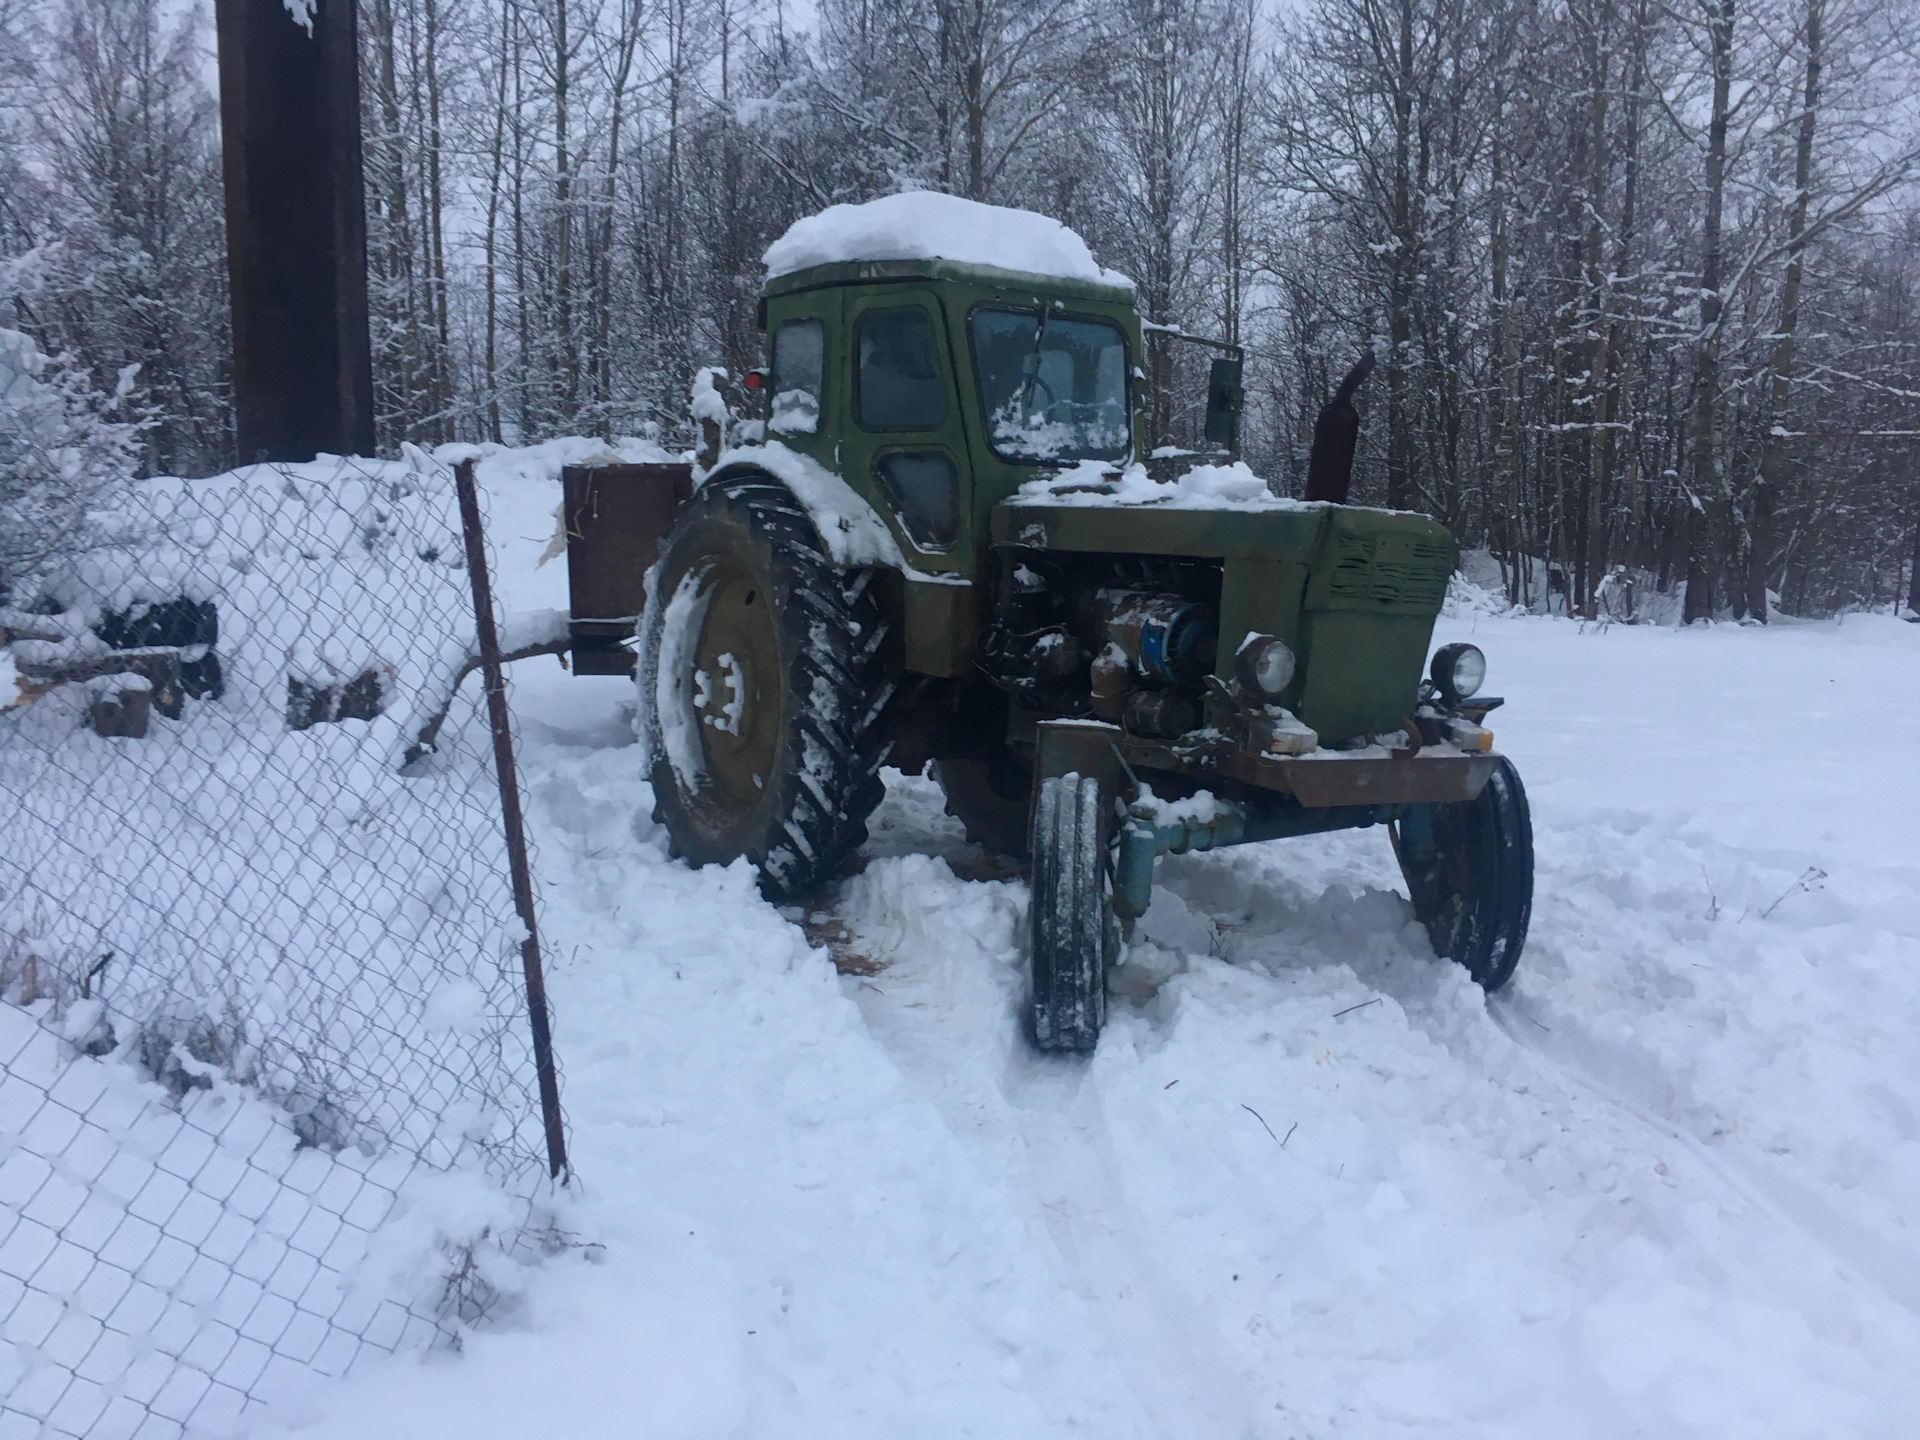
left=1028, top=772, right=1108, bottom=1052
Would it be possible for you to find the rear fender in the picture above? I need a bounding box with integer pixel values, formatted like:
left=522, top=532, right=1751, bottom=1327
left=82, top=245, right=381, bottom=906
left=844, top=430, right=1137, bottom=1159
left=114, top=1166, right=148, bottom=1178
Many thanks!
left=702, top=454, right=979, bottom=677
left=703, top=449, right=905, bottom=571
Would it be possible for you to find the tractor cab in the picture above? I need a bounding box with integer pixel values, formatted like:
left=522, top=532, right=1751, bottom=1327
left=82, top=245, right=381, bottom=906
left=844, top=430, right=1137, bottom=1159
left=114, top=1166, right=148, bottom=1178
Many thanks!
left=755, top=255, right=1144, bottom=580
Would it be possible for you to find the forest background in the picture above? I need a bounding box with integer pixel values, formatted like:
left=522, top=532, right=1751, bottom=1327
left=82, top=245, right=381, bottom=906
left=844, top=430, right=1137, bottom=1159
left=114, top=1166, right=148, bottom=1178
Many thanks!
left=2, top=0, right=1917, bottom=618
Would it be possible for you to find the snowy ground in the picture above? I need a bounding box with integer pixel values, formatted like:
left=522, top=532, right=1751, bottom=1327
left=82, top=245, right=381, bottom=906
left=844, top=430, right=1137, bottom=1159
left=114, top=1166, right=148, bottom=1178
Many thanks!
left=264, top=469, right=1920, bottom=1439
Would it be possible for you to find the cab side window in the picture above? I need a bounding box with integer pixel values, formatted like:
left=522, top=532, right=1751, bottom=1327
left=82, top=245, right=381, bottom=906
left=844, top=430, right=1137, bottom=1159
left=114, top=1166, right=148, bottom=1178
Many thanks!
left=856, top=308, right=945, bottom=430
left=770, top=318, right=823, bottom=435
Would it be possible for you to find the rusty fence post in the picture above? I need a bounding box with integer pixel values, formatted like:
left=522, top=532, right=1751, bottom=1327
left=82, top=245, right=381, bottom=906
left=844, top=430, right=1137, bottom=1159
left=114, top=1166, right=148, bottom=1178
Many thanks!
left=453, top=458, right=570, bottom=1181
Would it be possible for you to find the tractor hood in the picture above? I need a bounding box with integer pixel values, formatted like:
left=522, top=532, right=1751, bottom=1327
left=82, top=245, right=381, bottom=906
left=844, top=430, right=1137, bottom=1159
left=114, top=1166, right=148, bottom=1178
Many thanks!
left=993, top=462, right=1457, bottom=743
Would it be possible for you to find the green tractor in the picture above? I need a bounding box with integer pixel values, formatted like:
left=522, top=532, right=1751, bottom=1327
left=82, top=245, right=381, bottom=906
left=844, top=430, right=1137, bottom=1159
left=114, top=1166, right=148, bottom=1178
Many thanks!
left=596, top=196, right=1531, bottom=1053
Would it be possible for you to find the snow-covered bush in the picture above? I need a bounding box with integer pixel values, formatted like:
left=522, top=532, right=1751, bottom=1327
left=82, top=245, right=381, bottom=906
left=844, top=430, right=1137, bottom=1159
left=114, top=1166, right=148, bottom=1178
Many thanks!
left=0, top=327, right=141, bottom=601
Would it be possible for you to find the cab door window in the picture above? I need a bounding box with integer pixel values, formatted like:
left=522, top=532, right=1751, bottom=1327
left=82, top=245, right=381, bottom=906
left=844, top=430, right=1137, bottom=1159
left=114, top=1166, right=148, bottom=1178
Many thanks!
left=856, top=308, right=945, bottom=430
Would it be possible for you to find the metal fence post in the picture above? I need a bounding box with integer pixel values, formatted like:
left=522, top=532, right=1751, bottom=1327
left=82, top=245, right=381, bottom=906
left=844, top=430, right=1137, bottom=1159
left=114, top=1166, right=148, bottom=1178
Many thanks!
left=453, top=458, right=570, bottom=1181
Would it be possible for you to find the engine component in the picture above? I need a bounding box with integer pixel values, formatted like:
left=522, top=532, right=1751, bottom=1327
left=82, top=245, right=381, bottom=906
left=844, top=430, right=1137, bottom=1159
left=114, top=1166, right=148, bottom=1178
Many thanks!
left=985, top=625, right=1086, bottom=699
left=981, top=553, right=1091, bottom=706
left=994, top=555, right=1054, bottom=631
left=1124, top=689, right=1197, bottom=739
left=1096, top=590, right=1216, bottom=685
left=1088, top=642, right=1128, bottom=721
left=1027, top=629, right=1086, bottom=678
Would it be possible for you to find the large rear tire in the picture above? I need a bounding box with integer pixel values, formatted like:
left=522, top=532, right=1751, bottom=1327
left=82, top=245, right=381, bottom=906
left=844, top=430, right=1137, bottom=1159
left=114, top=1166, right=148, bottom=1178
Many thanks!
left=1394, top=757, right=1533, bottom=990
left=641, top=474, right=894, bottom=899
left=1027, top=772, right=1113, bottom=1052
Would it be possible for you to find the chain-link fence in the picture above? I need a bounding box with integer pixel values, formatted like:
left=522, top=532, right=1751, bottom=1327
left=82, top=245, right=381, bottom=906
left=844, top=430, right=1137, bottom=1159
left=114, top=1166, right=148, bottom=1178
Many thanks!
left=1, top=452, right=567, bottom=1439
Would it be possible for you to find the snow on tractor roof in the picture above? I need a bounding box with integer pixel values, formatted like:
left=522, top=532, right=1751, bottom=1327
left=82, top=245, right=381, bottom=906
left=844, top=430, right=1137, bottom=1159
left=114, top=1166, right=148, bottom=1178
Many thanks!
left=763, top=192, right=1133, bottom=291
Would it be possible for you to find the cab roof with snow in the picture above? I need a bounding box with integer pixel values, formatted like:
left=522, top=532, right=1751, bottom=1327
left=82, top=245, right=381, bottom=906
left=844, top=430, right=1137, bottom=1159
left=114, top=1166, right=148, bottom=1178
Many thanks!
left=759, top=192, right=1136, bottom=305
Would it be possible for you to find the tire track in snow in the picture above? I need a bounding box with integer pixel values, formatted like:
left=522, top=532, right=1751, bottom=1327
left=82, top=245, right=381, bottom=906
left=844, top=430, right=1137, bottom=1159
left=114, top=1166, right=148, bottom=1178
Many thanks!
left=701, top=757, right=1919, bottom=1432
left=996, top=1058, right=1272, bottom=1440
left=1295, top=861, right=1920, bottom=1372
left=832, top=839, right=1270, bottom=1439
left=854, top=785, right=1918, bottom=1435
left=1489, top=995, right=1920, bottom=1327
left=1151, top=832, right=1920, bottom=1428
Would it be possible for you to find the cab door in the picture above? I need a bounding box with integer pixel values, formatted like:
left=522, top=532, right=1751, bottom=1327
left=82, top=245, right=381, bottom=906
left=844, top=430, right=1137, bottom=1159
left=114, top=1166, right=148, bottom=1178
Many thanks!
left=838, top=288, right=972, bottom=576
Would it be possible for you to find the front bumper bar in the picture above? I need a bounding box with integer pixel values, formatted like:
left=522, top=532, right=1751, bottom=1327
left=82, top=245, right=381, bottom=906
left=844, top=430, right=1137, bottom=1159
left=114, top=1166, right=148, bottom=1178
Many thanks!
left=1034, top=719, right=1500, bottom=810
left=1029, top=719, right=1502, bottom=940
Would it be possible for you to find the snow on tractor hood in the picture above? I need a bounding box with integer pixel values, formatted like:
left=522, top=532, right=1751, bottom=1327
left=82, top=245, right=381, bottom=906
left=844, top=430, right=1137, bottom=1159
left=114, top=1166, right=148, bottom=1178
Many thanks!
left=1011, top=459, right=1433, bottom=518
left=1013, top=459, right=1325, bottom=512
left=763, top=192, right=1134, bottom=291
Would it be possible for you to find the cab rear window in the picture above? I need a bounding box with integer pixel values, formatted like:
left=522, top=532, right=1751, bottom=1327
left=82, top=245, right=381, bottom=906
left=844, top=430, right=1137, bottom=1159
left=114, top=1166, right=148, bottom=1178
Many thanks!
left=770, top=318, right=823, bottom=434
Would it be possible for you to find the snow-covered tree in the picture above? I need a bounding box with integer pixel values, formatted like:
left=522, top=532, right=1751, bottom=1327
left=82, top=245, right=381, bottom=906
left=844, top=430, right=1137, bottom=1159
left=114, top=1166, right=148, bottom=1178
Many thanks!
left=0, top=327, right=140, bottom=599
left=1, top=0, right=229, bottom=479
left=3, top=0, right=1915, bottom=615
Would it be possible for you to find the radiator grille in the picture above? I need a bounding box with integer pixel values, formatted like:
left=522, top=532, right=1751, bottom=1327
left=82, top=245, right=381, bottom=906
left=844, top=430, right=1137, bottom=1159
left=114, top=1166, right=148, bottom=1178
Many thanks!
left=1319, top=528, right=1452, bottom=612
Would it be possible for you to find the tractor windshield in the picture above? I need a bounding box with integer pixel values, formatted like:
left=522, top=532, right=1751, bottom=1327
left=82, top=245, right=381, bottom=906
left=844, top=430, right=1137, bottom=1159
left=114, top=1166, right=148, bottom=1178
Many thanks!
left=969, top=308, right=1130, bottom=464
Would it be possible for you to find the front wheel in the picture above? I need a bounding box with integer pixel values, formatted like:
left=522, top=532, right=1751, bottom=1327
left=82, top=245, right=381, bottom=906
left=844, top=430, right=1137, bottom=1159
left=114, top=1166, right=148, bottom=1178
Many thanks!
left=1393, top=757, right=1534, bottom=991
left=1027, top=772, right=1114, bottom=1053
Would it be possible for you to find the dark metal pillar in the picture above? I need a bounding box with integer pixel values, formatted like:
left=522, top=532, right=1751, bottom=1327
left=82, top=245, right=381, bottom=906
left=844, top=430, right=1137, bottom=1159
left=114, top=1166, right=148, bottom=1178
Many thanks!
left=215, top=0, right=375, bottom=462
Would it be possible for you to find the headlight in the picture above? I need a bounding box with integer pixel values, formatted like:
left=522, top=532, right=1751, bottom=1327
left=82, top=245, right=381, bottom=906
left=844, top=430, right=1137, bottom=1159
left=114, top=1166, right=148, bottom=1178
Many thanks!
left=1430, top=642, right=1486, bottom=702
left=1236, top=633, right=1297, bottom=698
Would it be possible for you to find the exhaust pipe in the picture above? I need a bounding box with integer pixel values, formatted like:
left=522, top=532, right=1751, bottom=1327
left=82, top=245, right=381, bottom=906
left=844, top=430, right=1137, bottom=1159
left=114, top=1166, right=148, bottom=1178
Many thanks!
left=1304, top=351, right=1376, bottom=504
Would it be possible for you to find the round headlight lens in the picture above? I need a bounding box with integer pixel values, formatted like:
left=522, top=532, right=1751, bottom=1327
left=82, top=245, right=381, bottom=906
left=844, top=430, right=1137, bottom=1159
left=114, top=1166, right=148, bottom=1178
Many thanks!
left=1237, top=634, right=1297, bottom=697
left=1431, top=642, right=1486, bottom=701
